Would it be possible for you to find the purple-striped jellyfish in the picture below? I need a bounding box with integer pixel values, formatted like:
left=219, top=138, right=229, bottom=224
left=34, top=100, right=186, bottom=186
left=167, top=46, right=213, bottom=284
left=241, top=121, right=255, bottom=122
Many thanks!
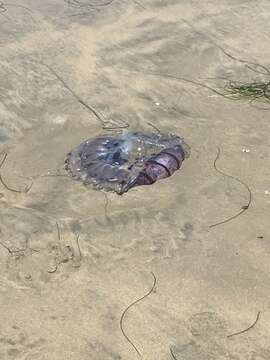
left=65, top=130, right=190, bottom=194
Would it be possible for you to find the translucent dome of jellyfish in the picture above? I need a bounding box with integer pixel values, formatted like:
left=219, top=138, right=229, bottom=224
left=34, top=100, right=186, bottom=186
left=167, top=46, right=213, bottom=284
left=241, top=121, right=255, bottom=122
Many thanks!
left=65, top=131, right=190, bottom=195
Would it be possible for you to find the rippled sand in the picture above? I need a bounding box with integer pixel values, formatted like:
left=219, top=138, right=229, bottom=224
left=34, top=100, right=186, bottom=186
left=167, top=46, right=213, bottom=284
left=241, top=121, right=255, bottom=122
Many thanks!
left=0, top=1, right=270, bottom=359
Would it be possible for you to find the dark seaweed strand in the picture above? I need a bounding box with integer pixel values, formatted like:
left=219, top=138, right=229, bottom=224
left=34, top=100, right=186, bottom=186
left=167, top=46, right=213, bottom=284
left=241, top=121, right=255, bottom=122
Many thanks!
left=217, top=46, right=270, bottom=76
left=64, top=0, right=115, bottom=8
left=0, top=172, right=29, bottom=193
left=147, top=122, right=161, bottom=134
left=0, top=240, right=13, bottom=255
left=249, top=82, right=270, bottom=109
left=132, top=0, right=146, bottom=9
left=40, top=62, right=129, bottom=130
left=74, top=234, right=82, bottom=263
left=0, top=2, right=36, bottom=23
left=145, top=71, right=233, bottom=99
left=206, top=61, right=270, bottom=105
left=223, top=81, right=270, bottom=104
left=0, top=239, right=33, bottom=257
left=115, top=67, right=241, bottom=102
left=182, top=20, right=270, bottom=105
left=66, top=0, right=116, bottom=17
left=3, top=2, right=34, bottom=13
left=182, top=20, right=270, bottom=76
left=209, top=147, right=252, bottom=228
left=120, top=272, right=157, bottom=357
left=227, top=311, right=261, bottom=338
left=170, top=347, right=179, bottom=360
left=0, top=152, right=7, bottom=168
left=0, top=152, right=33, bottom=193
left=149, top=71, right=270, bottom=105
left=40, top=62, right=105, bottom=126
left=56, top=222, right=61, bottom=242
left=0, top=2, right=7, bottom=14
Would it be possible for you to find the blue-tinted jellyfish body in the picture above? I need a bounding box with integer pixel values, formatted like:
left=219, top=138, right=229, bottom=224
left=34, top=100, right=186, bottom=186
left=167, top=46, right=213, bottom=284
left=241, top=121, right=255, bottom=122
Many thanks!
left=65, top=131, right=189, bottom=194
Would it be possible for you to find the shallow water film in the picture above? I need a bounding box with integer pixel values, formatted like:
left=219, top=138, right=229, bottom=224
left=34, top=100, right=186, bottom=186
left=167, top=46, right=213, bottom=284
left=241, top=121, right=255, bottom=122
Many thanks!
left=0, top=1, right=270, bottom=360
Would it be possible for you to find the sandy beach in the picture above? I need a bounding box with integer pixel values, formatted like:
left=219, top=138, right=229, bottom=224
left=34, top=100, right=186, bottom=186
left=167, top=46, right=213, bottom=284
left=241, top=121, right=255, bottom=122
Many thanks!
left=0, top=1, right=270, bottom=359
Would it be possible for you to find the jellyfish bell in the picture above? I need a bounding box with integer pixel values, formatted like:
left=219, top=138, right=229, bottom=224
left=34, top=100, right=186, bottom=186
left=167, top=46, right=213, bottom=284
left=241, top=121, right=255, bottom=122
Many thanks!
left=65, top=131, right=190, bottom=194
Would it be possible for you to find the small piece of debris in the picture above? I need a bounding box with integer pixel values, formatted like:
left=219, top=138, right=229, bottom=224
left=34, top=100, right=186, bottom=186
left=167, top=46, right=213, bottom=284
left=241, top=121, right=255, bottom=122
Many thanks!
left=242, top=148, right=250, bottom=153
left=51, top=115, right=67, bottom=125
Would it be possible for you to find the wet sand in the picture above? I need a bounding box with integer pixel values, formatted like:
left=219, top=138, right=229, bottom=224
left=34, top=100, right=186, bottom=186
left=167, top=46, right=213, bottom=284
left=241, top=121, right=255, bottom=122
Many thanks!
left=0, top=1, right=270, bottom=359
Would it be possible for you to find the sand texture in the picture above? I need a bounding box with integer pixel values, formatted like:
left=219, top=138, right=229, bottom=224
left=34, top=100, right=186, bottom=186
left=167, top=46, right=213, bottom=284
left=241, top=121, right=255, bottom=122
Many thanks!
left=0, top=1, right=270, bottom=359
